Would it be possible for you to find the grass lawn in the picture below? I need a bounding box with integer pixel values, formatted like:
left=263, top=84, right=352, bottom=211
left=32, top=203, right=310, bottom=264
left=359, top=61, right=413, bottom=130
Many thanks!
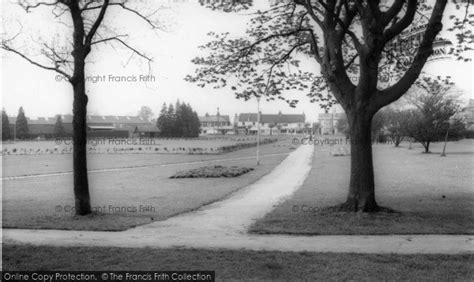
left=2, top=245, right=473, bottom=281
left=250, top=139, right=474, bottom=235
left=1, top=137, right=292, bottom=178
left=2, top=139, right=296, bottom=231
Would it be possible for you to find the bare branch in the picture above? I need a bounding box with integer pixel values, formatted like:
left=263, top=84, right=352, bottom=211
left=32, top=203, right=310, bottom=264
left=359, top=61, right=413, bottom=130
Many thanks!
left=19, top=0, right=61, bottom=12
left=344, top=53, right=358, bottom=69
left=84, top=0, right=109, bottom=49
left=90, top=36, right=152, bottom=61
left=1, top=43, right=71, bottom=80
left=82, top=2, right=165, bottom=30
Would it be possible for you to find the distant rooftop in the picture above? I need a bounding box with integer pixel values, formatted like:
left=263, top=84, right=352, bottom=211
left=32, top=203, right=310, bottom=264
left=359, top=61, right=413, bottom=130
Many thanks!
left=238, top=113, right=305, bottom=124
left=199, top=115, right=230, bottom=123
left=8, top=115, right=152, bottom=125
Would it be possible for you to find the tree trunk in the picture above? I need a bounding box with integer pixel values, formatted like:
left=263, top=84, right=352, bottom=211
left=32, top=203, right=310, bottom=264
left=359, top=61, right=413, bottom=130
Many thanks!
left=72, top=75, right=91, bottom=216
left=345, top=110, right=380, bottom=212
left=423, top=141, right=430, bottom=153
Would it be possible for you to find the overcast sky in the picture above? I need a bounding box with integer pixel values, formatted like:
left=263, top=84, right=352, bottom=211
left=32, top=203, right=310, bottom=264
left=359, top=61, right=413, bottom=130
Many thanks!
left=1, top=0, right=472, bottom=122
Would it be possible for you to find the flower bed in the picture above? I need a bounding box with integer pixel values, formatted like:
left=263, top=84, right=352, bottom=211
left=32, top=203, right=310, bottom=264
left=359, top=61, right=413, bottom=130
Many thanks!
left=170, top=165, right=254, bottom=178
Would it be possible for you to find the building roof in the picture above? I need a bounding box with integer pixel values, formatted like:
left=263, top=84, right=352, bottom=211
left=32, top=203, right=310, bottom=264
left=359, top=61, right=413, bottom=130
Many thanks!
left=238, top=113, right=305, bottom=124
left=8, top=117, right=58, bottom=125
left=134, top=125, right=160, bottom=133
left=87, top=115, right=150, bottom=124
left=199, top=115, right=230, bottom=123
left=88, top=125, right=116, bottom=130
left=8, top=115, right=151, bottom=125
left=28, top=124, right=55, bottom=135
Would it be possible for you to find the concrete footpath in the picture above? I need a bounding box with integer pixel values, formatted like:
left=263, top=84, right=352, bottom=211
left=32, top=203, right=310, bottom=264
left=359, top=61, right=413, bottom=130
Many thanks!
left=3, top=144, right=473, bottom=254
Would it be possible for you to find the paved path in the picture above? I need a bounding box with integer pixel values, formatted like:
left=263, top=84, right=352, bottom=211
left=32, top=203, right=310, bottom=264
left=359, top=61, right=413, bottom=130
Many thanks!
left=3, top=144, right=473, bottom=254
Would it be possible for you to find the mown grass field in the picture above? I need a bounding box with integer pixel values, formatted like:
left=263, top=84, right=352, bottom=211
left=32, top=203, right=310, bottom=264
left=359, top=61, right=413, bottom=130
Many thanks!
left=250, top=139, right=474, bottom=235
left=3, top=245, right=473, bottom=281
left=2, top=138, right=297, bottom=231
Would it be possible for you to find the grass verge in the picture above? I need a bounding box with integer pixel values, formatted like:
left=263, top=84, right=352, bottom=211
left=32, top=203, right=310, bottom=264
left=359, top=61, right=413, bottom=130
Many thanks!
left=2, top=245, right=473, bottom=281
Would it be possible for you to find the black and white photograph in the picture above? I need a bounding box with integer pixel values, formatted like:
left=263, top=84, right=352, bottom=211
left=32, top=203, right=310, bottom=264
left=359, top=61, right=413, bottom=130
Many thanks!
left=1, top=0, right=473, bottom=281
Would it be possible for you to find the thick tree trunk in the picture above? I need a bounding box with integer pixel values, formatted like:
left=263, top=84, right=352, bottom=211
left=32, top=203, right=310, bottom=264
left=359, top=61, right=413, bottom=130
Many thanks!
left=72, top=74, right=91, bottom=216
left=345, top=110, right=380, bottom=212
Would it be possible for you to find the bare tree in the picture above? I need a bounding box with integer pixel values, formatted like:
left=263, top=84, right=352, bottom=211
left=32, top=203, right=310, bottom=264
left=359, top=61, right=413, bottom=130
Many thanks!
left=1, top=0, right=163, bottom=215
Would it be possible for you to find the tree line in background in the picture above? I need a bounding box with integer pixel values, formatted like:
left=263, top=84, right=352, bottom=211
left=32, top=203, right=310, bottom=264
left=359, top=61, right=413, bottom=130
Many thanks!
left=336, top=76, right=468, bottom=153
left=156, top=100, right=201, bottom=138
left=1, top=107, right=68, bottom=141
left=2, top=102, right=202, bottom=141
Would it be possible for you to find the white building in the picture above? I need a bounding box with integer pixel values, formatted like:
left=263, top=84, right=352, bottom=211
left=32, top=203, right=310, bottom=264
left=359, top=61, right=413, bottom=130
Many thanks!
left=199, top=113, right=232, bottom=135
left=235, top=111, right=308, bottom=135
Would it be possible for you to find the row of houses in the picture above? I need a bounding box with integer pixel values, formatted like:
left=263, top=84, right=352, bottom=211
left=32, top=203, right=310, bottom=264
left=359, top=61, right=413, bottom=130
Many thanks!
left=199, top=111, right=309, bottom=135
left=7, top=109, right=349, bottom=139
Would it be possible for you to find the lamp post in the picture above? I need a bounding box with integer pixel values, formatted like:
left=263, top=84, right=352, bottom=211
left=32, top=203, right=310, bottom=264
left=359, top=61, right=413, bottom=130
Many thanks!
left=440, top=117, right=455, bottom=157
left=217, top=107, right=220, bottom=135
left=256, top=95, right=261, bottom=166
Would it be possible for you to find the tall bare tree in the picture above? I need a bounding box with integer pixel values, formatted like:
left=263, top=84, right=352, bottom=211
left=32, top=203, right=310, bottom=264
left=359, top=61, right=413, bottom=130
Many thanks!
left=189, top=0, right=472, bottom=211
left=1, top=0, right=163, bottom=215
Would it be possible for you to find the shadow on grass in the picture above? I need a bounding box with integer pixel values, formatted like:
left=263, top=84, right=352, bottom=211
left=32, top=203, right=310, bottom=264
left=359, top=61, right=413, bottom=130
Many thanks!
left=249, top=207, right=474, bottom=236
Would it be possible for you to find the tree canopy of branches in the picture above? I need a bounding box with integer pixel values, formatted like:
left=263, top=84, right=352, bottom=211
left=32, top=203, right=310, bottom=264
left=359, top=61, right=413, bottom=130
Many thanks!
left=1, top=0, right=163, bottom=215
left=404, top=76, right=465, bottom=153
left=188, top=0, right=473, bottom=212
left=199, top=0, right=253, bottom=12
left=156, top=101, right=200, bottom=138
left=383, top=108, right=409, bottom=147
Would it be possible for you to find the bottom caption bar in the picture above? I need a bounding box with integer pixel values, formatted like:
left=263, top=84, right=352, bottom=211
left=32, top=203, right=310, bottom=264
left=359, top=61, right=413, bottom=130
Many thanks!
left=1, top=271, right=215, bottom=282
